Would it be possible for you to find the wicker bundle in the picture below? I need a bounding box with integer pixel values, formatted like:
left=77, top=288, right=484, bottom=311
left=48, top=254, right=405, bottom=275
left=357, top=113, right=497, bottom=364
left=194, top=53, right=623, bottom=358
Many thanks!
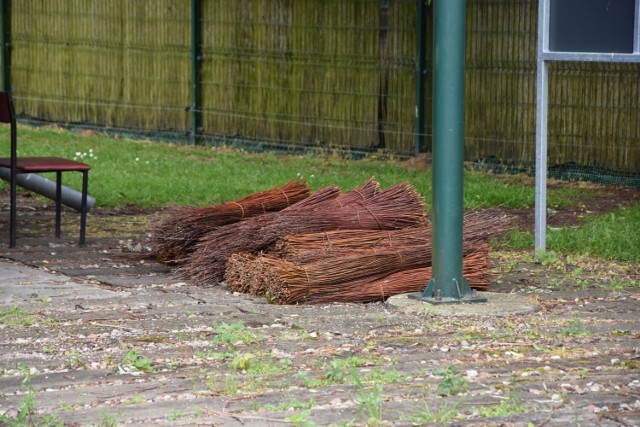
left=275, top=210, right=512, bottom=264
left=248, top=242, right=481, bottom=301
left=302, top=248, right=491, bottom=304
left=274, top=225, right=431, bottom=261
left=178, top=185, right=342, bottom=285
left=149, top=180, right=311, bottom=264
left=224, top=245, right=489, bottom=304
left=182, top=181, right=426, bottom=286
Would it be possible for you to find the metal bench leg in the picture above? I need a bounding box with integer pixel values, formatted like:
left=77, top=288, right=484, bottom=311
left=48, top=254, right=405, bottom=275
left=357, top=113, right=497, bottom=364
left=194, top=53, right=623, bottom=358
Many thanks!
left=9, top=170, right=17, bottom=248
left=79, top=170, right=88, bottom=246
left=55, top=171, right=62, bottom=238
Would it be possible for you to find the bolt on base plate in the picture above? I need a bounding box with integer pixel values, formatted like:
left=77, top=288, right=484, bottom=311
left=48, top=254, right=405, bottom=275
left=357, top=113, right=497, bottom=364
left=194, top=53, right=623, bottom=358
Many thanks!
left=408, top=290, right=487, bottom=305
left=409, top=277, right=488, bottom=305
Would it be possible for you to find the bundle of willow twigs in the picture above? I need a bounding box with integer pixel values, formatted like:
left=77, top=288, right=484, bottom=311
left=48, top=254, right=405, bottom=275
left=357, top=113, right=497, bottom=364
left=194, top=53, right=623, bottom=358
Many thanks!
left=182, top=181, right=426, bottom=286
left=179, top=184, right=342, bottom=285
left=273, top=226, right=430, bottom=261
left=301, top=248, right=490, bottom=305
left=149, top=180, right=311, bottom=264
left=225, top=245, right=489, bottom=304
left=255, top=242, right=479, bottom=300
left=274, top=210, right=512, bottom=264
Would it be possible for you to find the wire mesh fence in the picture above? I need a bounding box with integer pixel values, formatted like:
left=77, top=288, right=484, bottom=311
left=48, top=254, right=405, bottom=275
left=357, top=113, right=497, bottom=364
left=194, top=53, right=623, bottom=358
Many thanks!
left=2, top=0, right=639, bottom=181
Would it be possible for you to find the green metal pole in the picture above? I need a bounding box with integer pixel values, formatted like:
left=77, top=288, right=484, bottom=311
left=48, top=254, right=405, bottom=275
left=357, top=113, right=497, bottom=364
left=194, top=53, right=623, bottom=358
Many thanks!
left=190, top=0, right=202, bottom=145
left=417, top=0, right=484, bottom=303
left=0, top=0, right=10, bottom=92
left=414, top=0, right=427, bottom=157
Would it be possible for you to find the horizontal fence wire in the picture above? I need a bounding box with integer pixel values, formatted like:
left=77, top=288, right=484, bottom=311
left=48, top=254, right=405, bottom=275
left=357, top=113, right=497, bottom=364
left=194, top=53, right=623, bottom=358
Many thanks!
left=2, top=0, right=638, bottom=178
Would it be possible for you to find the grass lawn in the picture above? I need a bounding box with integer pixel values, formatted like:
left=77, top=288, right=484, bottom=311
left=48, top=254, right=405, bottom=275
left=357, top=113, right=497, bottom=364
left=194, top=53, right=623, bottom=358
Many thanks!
left=1, top=124, right=638, bottom=262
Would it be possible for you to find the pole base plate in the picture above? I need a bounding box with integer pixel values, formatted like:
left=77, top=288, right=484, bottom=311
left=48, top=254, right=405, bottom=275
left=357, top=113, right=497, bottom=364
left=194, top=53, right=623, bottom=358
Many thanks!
left=408, top=291, right=487, bottom=305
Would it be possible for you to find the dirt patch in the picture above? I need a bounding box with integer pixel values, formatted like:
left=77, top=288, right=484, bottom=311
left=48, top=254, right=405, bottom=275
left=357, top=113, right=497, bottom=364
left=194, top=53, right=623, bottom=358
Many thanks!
left=503, top=184, right=640, bottom=229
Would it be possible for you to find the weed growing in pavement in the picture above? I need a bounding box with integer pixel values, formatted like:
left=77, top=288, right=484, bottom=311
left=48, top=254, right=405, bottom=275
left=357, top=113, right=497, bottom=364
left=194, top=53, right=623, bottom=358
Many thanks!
left=527, top=250, right=564, bottom=269
left=123, top=395, right=147, bottom=405
left=351, top=369, right=387, bottom=425
left=164, top=356, right=180, bottom=371
left=471, top=392, right=526, bottom=417
left=121, top=348, right=154, bottom=373
left=203, top=372, right=238, bottom=395
left=403, top=401, right=463, bottom=424
left=59, top=402, right=83, bottom=412
left=548, top=267, right=592, bottom=289
left=103, top=353, right=117, bottom=369
left=285, top=409, right=316, bottom=427
left=304, top=356, right=375, bottom=387
left=560, top=318, right=590, bottom=338
left=201, top=369, right=265, bottom=395
left=362, top=367, right=412, bottom=384
left=166, top=409, right=187, bottom=421
left=246, top=355, right=293, bottom=376
left=355, top=383, right=384, bottom=425
left=434, top=366, right=469, bottom=396
left=0, top=365, right=64, bottom=427
left=564, top=268, right=590, bottom=288
left=64, top=349, right=88, bottom=369
left=98, top=409, right=119, bottom=427
left=619, top=360, right=640, bottom=370
left=303, top=356, right=397, bottom=388
left=0, top=305, right=57, bottom=328
left=230, top=353, right=257, bottom=371
left=211, top=321, right=264, bottom=346
left=603, top=277, right=640, bottom=289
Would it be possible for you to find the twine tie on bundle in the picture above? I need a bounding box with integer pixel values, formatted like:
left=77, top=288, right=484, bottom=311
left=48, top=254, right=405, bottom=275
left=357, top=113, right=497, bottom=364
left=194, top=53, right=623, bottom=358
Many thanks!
left=232, top=202, right=246, bottom=219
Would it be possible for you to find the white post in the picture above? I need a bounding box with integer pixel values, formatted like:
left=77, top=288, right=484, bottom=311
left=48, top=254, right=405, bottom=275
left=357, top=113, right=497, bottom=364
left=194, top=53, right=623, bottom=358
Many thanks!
left=535, top=0, right=550, bottom=255
left=534, top=60, right=548, bottom=255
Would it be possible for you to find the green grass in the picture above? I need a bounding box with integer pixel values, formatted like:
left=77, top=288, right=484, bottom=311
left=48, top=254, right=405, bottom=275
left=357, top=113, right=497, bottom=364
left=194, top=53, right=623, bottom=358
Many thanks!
left=0, top=305, right=57, bottom=327
left=2, top=124, right=585, bottom=209
left=502, top=204, right=640, bottom=261
left=2, top=123, right=637, bottom=261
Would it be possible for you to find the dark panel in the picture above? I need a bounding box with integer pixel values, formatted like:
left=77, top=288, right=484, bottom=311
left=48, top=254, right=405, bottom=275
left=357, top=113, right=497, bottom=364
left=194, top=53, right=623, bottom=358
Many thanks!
left=549, top=0, right=636, bottom=53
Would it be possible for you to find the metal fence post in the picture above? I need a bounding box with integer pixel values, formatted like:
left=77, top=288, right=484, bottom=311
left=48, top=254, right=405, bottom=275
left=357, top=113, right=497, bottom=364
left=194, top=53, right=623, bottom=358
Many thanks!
left=0, top=0, right=10, bottom=92
left=414, top=0, right=428, bottom=157
left=190, top=0, right=202, bottom=145
left=416, top=0, right=485, bottom=304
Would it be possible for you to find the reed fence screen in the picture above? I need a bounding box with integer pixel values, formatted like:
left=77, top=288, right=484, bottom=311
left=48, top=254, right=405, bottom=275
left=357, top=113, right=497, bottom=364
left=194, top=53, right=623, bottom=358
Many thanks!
left=2, top=0, right=639, bottom=175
